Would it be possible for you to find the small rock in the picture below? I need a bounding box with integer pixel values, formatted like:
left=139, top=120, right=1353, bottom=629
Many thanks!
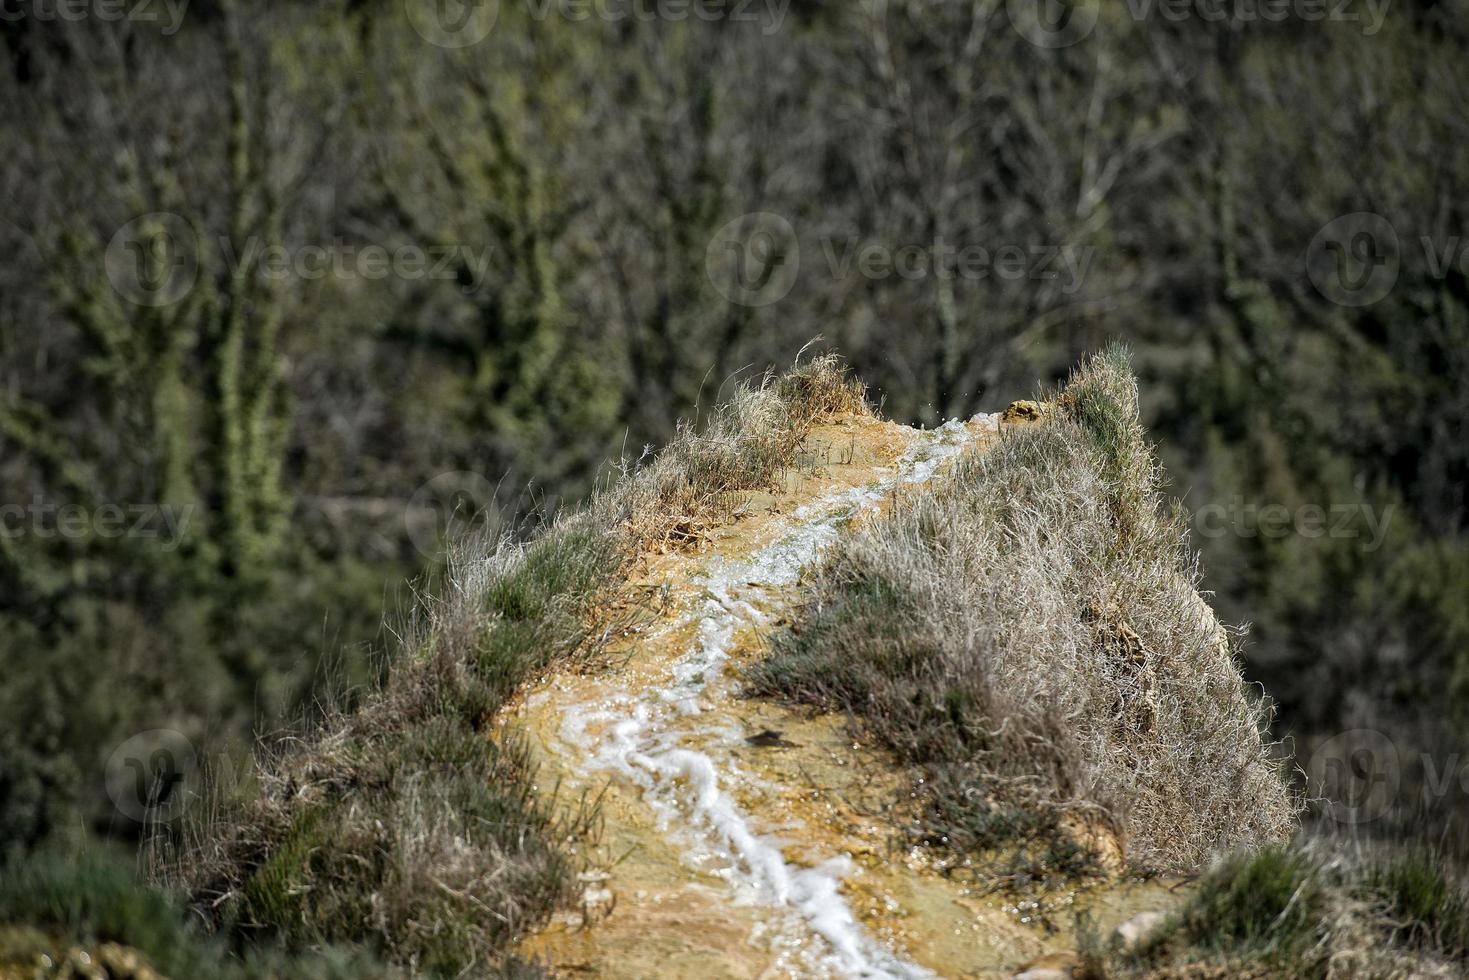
left=1113, top=910, right=1169, bottom=950
left=64, top=946, right=106, bottom=980
left=1000, top=399, right=1049, bottom=424
left=745, top=729, right=798, bottom=748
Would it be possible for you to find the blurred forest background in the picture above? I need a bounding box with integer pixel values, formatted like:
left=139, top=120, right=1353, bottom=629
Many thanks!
left=1, top=0, right=1466, bottom=860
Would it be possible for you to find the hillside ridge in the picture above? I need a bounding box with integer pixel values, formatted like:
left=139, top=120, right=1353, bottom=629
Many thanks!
left=513, top=411, right=1185, bottom=978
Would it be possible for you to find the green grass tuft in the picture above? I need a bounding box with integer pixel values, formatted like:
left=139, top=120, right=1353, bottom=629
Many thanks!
left=1364, top=847, right=1469, bottom=959
left=0, top=851, right=403, bottom=978
left=0, top=851, right=205, bottom=975
left=1176, top=847, right=1327, bottom=962
left=1103, top=841, right=1469, bottom=977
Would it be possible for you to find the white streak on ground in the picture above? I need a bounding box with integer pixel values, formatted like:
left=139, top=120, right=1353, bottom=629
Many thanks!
left=558, top=418, right=992, bottom=978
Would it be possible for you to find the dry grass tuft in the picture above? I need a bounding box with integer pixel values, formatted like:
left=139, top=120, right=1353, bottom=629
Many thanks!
left=161, top=352, right=863, bottom=976
left=1091, top=840, right=1469, bottom=978
left=749, top=346, right=1299, bottom=878
left=615, top=352, right=868, bottom=553
left=774, top=351, right=870, bottom=424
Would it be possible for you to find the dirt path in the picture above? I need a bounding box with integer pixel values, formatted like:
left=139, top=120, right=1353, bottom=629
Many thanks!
left=509, top=414, right=1177, bottom=979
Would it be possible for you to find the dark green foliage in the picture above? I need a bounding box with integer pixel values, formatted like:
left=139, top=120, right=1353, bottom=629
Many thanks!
left=1107, top=842, right=1469, bottom=977
left=0, top=852, right=207, bottom=975
left=1175, top=848, right=1327, bottom=962
left=0, top=851, right=400, bottom=979
left=1364, top=848, right=1469, bottom=960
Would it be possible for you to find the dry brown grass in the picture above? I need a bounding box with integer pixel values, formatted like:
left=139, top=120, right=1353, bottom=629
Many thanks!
left=161, top=352, right=865, bottom=976
left=615, top=352, right=869, bottom=552
left=749, top=347, right=1299, bottom=877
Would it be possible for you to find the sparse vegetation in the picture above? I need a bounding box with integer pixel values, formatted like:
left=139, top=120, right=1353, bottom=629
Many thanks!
left=1095, top=841, right=1469, bottom=978
left=617, top=352, right=869, bottom=552
left=0, top=851, right=402, bottom=979
left=159, top=357, right=866, bottom=975
left=1168, top=846, right=1329, bottom=966
left=1364, top=846, right=1469, bottom=962
left=749, top=348, right=1297, bottom=876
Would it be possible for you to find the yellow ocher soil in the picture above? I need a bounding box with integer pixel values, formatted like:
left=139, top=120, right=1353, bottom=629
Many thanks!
left=509, top=415, right=1183, bottom=979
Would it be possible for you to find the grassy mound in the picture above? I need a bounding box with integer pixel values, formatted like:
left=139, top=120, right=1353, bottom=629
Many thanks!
left=1093, top=842, right=1469, bottom=977
left=160, top=355, right=867, bottom=975
left=748, top=347, right=1297, bottom=876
